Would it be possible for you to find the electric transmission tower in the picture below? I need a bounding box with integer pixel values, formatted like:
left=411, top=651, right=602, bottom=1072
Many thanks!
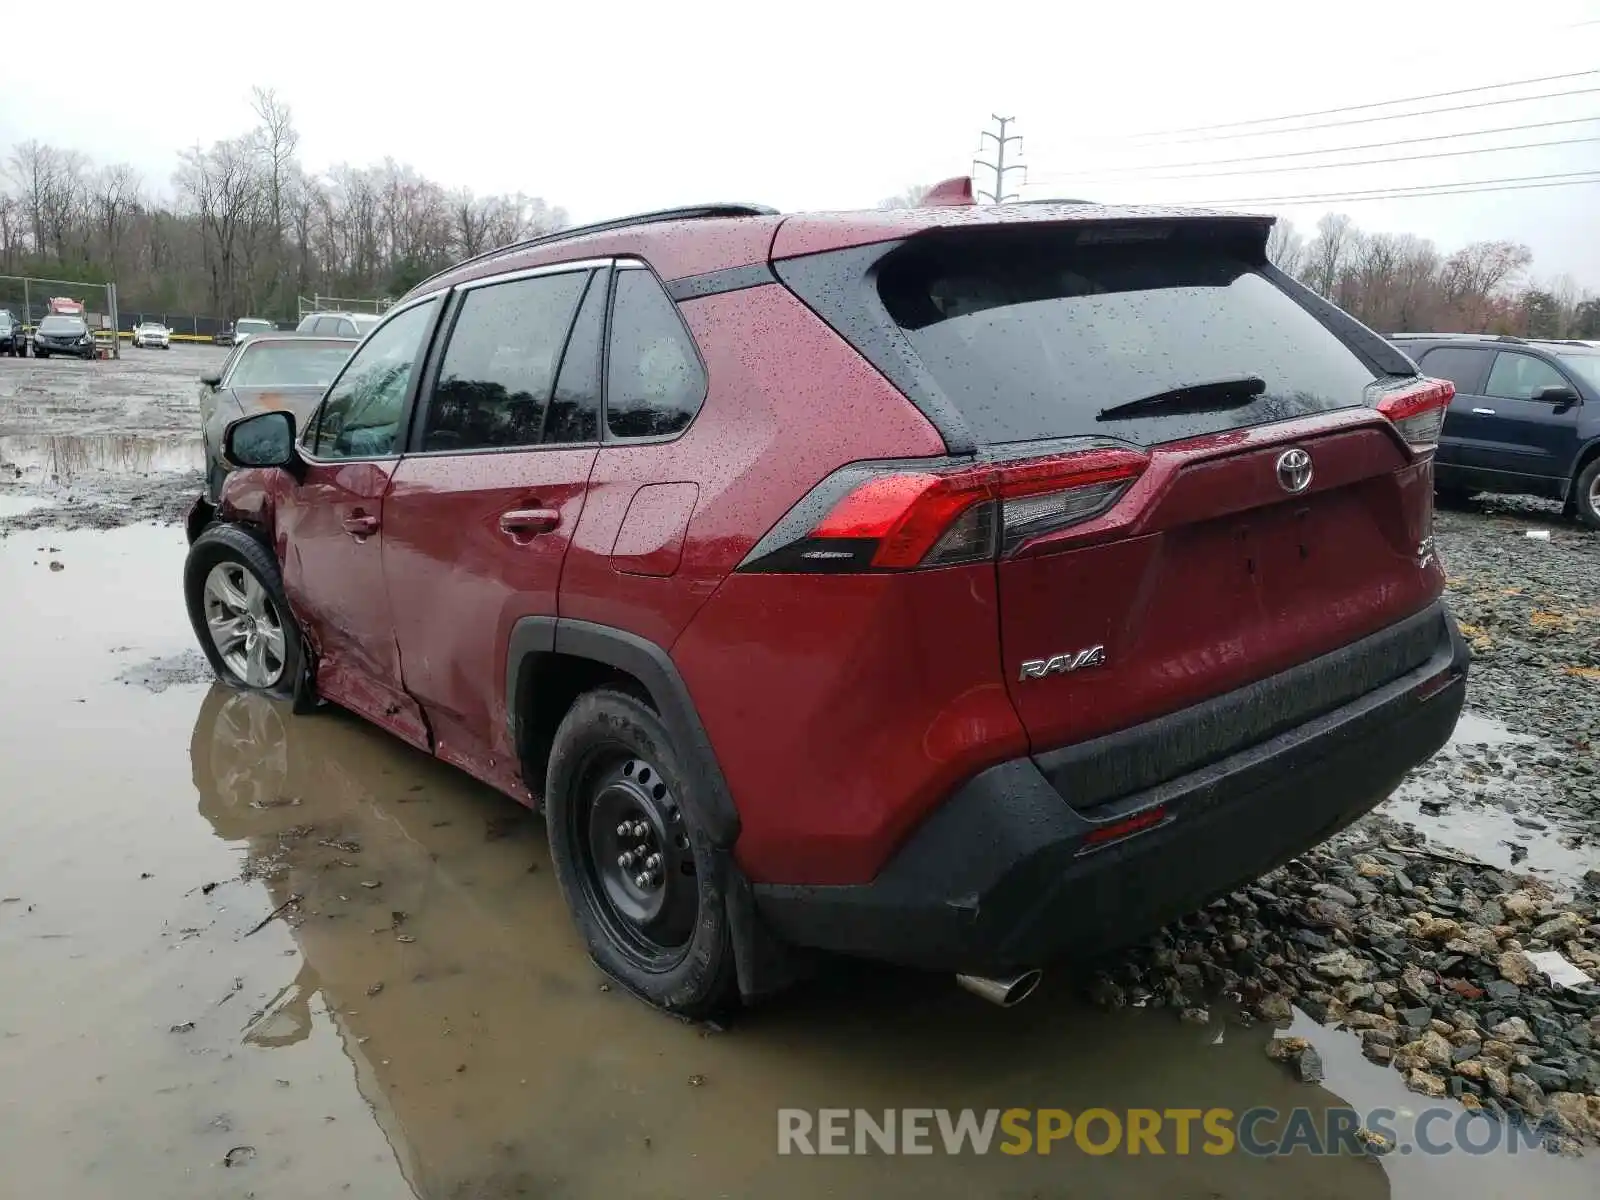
left=974, top=114, right=1025, bottom=203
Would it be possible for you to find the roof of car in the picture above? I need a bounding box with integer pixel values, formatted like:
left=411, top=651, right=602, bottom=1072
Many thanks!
left=409, top=200, right=1271, bottom=301
left=235, top=333, right=357, bottom=346
left=304, top=311, right=379, bottom=319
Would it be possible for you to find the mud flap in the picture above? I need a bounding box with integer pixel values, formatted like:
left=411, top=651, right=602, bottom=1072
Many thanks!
left=724, top=853, right=814, bottom=1001
left=185, top=496, right=216, bottom=545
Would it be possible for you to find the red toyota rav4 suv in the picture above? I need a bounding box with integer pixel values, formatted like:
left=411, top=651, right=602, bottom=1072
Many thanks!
left=183, top=189, right=1468, bottom=1015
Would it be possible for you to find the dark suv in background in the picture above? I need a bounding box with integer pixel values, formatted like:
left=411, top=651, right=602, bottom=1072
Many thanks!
left=1388, top=333, right=1600, bottom=527
left=0, top=309, right=24, bottom=356
left=183, top=193, right=1468, bottom=1015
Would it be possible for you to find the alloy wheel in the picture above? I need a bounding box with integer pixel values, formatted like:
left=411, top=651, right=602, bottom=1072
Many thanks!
left=202, top=561, right=287, bottom=688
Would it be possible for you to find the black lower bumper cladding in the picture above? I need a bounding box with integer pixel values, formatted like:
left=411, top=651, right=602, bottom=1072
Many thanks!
left=755, top=601, right=1469, bottom=973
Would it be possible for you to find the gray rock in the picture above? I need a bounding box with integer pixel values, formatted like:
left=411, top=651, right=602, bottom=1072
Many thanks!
left=1490, top=1017, right=1535, bottom=1043
left=1531, top=913, right=1582, bottom=943
left=1312, top=949, right=1371, bottom=981
left=1316, top=884, right=1360, bottom=907
left=1401, top=1006, right=1435, bottom=1031
left=1296, top=1047, right=1326, bottom=1083
left=1508, top=1073, right=1545, bottom=1116
left=1484, top=980, right=1521, bottom=1003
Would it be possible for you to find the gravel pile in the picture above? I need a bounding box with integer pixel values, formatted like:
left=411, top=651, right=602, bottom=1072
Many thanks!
left=1088, top=504, right=1600, bottom=1151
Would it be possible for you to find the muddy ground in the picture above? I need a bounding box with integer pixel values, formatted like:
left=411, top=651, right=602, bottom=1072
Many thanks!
left=0, top=353, right=1597, bottom=1199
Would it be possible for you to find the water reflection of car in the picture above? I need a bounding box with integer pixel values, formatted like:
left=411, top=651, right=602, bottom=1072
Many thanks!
left=198, top=333, right=356, bottom=501
left=31, top=313, right=96, bottom=359
left=131, top=321, right=171, bottom=349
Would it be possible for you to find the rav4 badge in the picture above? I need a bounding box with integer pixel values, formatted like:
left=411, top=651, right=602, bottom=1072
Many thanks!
left=1019, top=645, right=1107, bottom=681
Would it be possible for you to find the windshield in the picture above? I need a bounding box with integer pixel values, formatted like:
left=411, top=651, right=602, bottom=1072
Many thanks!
left=38, top=316, right=86, bottom=335
left=236, top=320, right=274, bottom=335
left=227, top=341, right=353, bottom=388
left=138, top=322, right=164, bottom=331
left=1556, top=353, right=1600, bottom=392
left=872, top=230, right=1379, bottom=446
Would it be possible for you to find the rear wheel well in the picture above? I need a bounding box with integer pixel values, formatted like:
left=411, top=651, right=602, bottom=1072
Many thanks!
left=1572, top=440, right=1600, bottom=490
left=516, top=653, right=654, bottom=802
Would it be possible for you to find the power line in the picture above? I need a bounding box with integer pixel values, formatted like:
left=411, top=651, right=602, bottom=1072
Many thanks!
left=1185, top=170, right=1600, bottom=207
left=1106, top=69, right=1599, bottom=140
left=1098, top=84, right=1600, bottom=148
left=1033, top=134, right=1600, bottom=184
left=1028, top=115, right=1600, bottom=180
left=973, top=115, right=1025, bottom=203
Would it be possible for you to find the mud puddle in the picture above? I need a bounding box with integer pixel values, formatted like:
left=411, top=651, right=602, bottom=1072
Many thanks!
left=1385, top=711, right=1596, bottom=888
left=2, top=527, right=1596, bottom=1200
left=0, top=432, right=205, bottom=482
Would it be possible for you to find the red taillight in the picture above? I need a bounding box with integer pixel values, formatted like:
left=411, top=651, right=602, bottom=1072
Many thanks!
left=1372, top=377, right=1453, bottom=454
left=742, top=447, right=1149, bottom=573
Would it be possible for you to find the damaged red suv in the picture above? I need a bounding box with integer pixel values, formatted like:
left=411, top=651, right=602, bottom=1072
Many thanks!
left=183, top=186, right=1468, bottom=1015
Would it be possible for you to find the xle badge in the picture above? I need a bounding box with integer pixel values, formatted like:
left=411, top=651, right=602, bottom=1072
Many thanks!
left=1019, top=645, right=1106, bottom=681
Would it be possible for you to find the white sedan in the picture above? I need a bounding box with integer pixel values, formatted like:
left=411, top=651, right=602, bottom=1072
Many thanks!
left=132, top=322, right=171, bottom=349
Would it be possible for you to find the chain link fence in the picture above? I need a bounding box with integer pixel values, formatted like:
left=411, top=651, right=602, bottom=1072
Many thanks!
left=0, top=274, right=121, bottom=358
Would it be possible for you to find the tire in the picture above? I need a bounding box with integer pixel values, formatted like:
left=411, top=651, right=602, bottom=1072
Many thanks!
left=183, top=522, right=305, bottom=701
left=545, top=689, right=738, bottom=1017
left=1574, top=457, right=1600, bottom=531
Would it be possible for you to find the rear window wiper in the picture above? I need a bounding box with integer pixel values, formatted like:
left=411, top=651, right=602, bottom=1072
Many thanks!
left=1096, top=375, right=1266, bottom=421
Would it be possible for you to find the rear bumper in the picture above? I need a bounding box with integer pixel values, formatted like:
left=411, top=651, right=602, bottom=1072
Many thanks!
left=754, top=601, right=1469, bottom=973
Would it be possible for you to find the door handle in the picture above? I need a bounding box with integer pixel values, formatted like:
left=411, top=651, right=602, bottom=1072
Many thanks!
left=499, top=507, right=560, bottom=537
left=343, top=513, right=380, bottom=538
left=1471, top=407, right=1496, bottom=415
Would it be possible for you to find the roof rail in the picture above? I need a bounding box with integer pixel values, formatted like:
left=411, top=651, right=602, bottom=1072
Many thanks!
left=1388, top=331, right=1526, bottom=343
left=413, top=202, right=779, bottom=293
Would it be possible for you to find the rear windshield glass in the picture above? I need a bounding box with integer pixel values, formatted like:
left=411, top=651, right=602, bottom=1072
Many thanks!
left=228, top=341, right=353, bottom=388
left=351, top=314, right=380, bottom=333
left=236, top=320, right=274, bottom=335
left=38, top=315, right=86, bottom=334
left=876, top=233, right=1379, bottom=446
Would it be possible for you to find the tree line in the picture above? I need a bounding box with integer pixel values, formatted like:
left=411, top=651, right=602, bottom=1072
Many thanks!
left=878, top=187, right=1599, bottom=340
left=1268, top=214, right=1598, bottom=340
left=2, top=110, right=1595, bottom=339
left=0, top=89, right=567, bottom=322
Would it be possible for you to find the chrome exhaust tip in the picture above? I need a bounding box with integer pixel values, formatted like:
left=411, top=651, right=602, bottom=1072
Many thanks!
left=955, top=969, right=1042, bottom=1008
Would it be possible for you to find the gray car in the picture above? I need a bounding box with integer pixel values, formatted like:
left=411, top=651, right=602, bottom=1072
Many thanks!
left=199, top=334, right=357, bottom=500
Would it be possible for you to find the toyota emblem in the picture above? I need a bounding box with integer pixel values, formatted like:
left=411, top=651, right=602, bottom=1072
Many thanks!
left=1275, top=448, right=1313, bottom=494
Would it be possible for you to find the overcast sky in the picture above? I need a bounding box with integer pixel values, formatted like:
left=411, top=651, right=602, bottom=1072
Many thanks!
left=5, top=0, right=1598, bottom=287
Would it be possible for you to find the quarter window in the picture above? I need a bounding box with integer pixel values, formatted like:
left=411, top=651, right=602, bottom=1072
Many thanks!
left=605, top=269, right=706, bottom=439
left=1416, top=346, right=1493, bottom=395
left=422, top=271, right=589, bottom=452
left=310, top=298, right=438, bottom=459
left=1484, top=352, right=1569, bottom=401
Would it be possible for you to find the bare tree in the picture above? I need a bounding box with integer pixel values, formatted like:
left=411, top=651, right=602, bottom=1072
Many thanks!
left=879, top=184, right=932, bottom=209
left=1441, top=240, right=1531, bottom=331
left=1265, top=218, right=1305, bottom=277
left=1303, top=213, right=1356, bottom=300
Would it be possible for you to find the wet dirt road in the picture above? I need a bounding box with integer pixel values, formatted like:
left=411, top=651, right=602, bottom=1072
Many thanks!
left=0, top=345, right=218, bottom=530
left=4, top=530, right=1597, bottom=1199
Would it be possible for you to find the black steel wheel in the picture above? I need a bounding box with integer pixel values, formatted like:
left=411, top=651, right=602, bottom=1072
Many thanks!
left=545, top=689, right=737, bottom=1015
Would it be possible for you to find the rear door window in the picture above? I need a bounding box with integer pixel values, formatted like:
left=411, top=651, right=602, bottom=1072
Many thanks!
left=421, top=270, right=589, bottom=452
left=1417, top=346, right=1494, bottom=395
left=874, top=233, right=1378, bottom=447
left=545, top=270, right=606, bottom=444
left=1484, top=352, right=1569, bottom=401
left=604, top=268, right=707, bottom=440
